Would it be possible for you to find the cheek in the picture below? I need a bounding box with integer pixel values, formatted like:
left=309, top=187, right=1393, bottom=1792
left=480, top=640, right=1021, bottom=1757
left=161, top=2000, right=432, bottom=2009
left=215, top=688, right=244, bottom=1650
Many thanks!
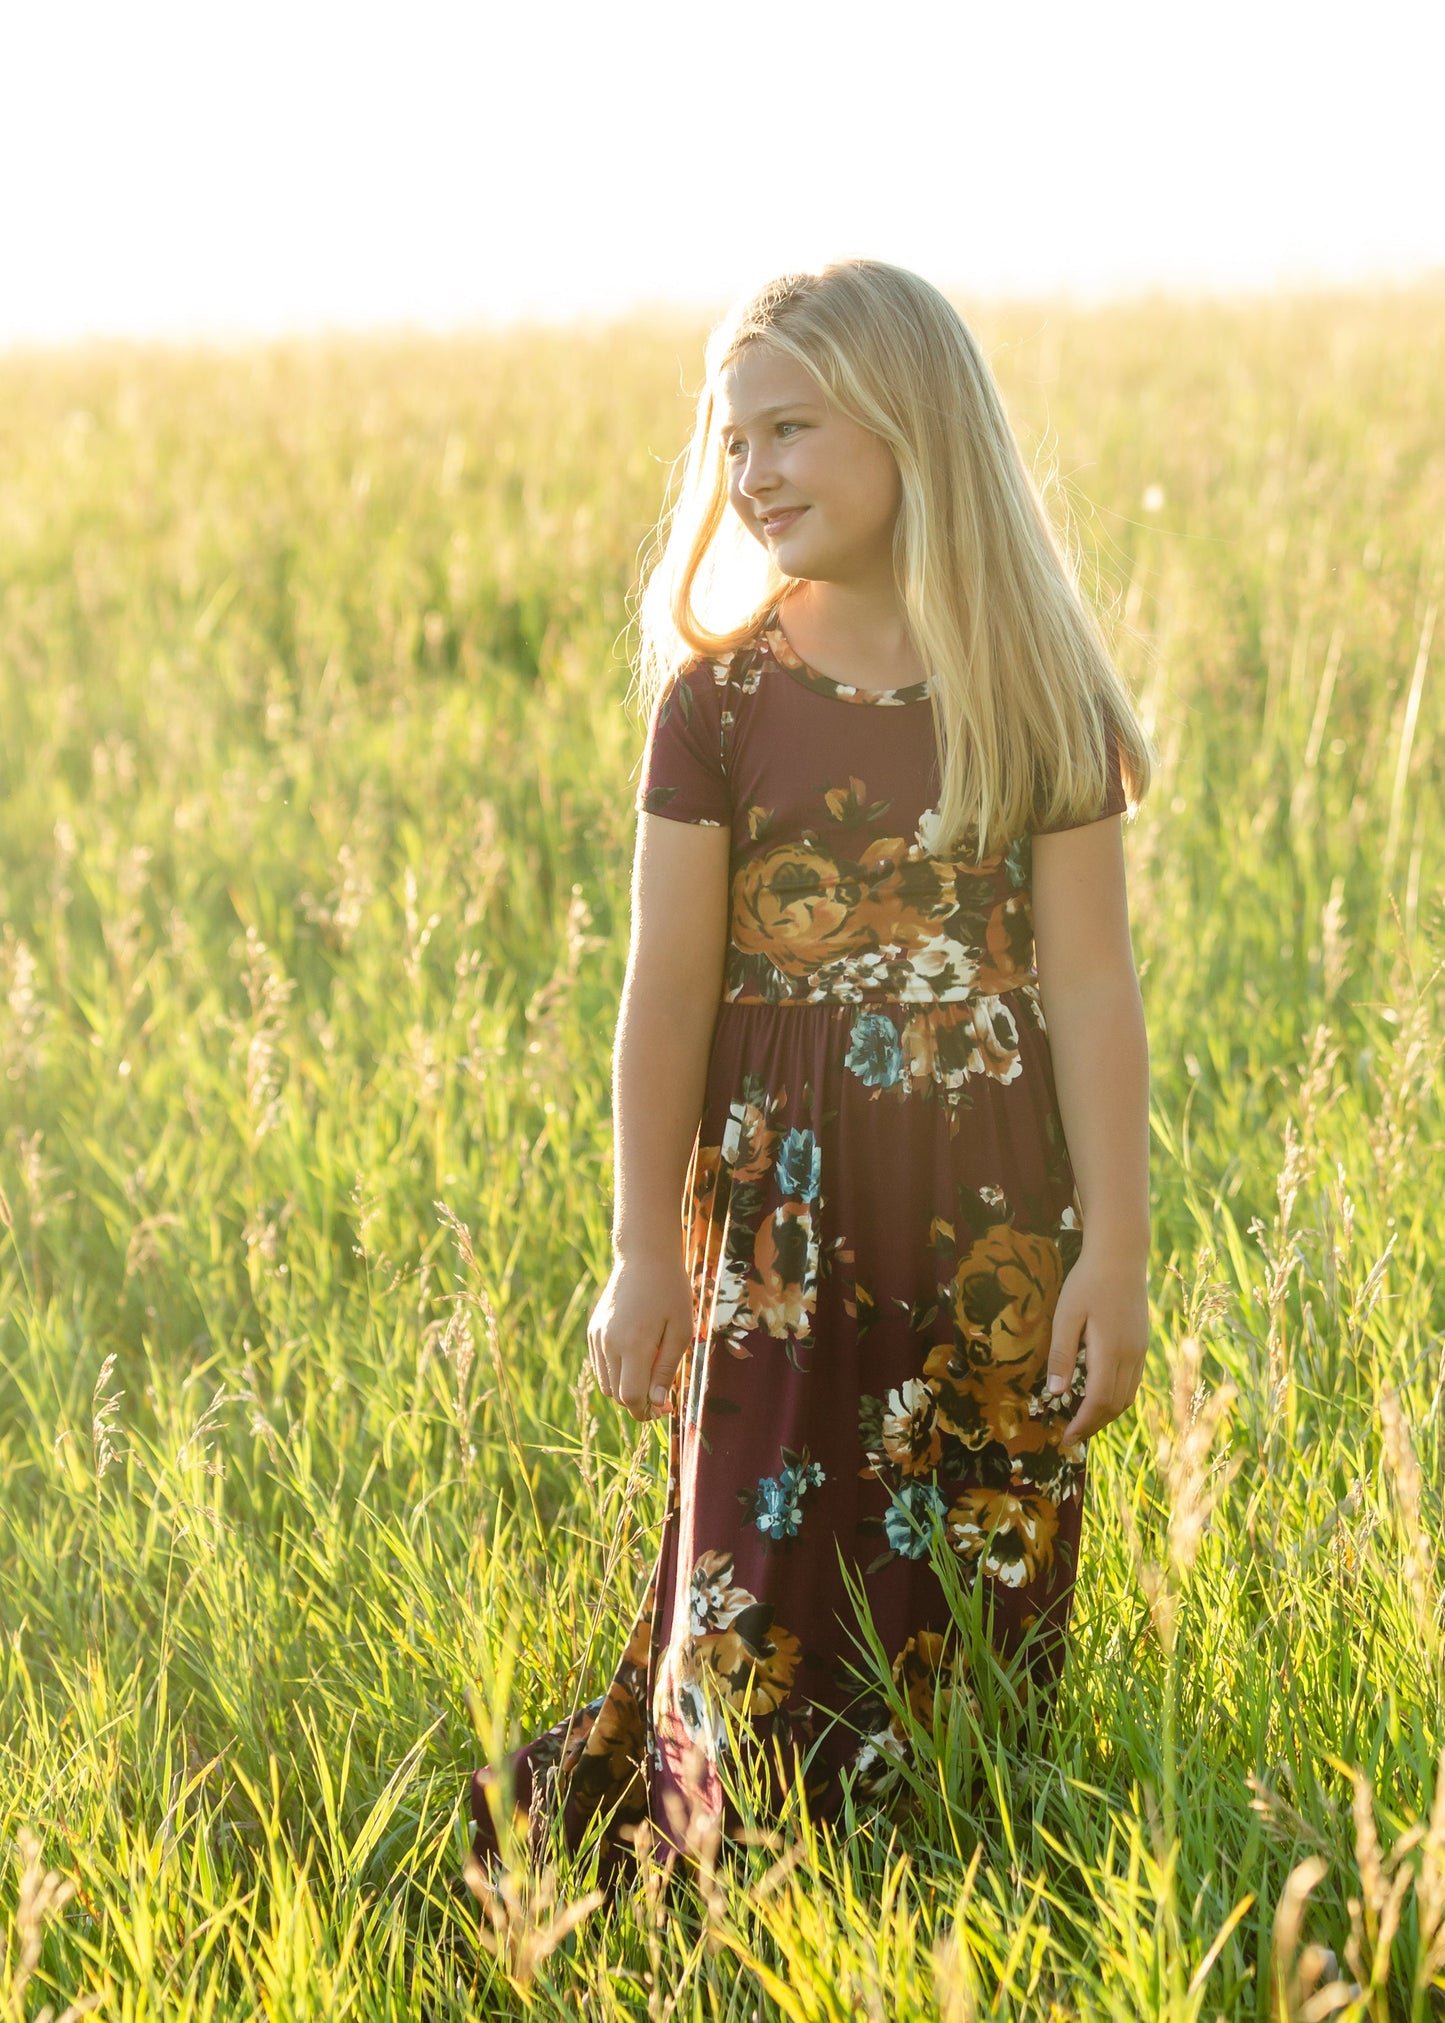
left=810, top=441, right=898, bottom=532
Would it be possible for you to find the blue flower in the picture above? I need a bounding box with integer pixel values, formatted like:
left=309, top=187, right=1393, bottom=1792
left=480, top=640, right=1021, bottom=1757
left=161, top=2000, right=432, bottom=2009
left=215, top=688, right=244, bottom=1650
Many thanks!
left=845, top=1012, right=903, bottom=1089
left=754, top=1473, right=789, bottom=1525
left=774, top=1127, right=822, bottom=1202
left=754, top=1473, right=803, bottom=1538
left=882, top=1480, right=948, bottom=1559
left=750, top=1452, right=826, bottom=1541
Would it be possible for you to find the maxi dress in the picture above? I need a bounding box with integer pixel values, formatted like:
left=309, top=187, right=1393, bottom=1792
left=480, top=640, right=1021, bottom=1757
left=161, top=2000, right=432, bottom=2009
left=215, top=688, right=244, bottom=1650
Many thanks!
left=469, top=608, right=1129, bottom=1894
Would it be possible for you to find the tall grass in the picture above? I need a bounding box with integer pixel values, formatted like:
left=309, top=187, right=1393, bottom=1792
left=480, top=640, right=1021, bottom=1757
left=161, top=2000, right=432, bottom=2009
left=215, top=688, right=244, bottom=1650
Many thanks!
left=0, top=285, right=1442, bottom=2019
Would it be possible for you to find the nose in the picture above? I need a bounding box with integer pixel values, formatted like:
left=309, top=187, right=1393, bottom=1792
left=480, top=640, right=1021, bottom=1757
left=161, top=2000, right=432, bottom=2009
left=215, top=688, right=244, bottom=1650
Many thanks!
left=735, top=441, right=780, bottom=504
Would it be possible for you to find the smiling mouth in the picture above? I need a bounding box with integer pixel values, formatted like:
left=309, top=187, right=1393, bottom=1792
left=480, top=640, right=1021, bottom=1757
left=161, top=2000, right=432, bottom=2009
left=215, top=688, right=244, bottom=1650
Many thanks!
left=760, top=508, right=807, bottom=535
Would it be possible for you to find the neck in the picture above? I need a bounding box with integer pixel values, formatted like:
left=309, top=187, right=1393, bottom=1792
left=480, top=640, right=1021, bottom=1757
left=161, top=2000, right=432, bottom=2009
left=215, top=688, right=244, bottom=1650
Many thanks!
left=777, top=573, right=924, bottom=687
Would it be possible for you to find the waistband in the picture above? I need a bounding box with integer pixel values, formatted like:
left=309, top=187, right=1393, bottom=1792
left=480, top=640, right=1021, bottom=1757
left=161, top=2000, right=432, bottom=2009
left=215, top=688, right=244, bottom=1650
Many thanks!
left=718, top=979, right=1042, bottom=1009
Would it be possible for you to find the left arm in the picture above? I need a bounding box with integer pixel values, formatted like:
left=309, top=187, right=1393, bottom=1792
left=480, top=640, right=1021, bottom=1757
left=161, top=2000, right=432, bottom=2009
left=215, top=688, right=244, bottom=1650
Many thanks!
left=1031, top=812, right=1151, bottom=1444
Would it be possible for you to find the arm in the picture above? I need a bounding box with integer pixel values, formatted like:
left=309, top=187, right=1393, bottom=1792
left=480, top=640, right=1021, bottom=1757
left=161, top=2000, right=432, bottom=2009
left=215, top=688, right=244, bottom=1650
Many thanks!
left=588, top=811, right=731, bottom=1421
left=1031, top=812, right=1151, bottom=1444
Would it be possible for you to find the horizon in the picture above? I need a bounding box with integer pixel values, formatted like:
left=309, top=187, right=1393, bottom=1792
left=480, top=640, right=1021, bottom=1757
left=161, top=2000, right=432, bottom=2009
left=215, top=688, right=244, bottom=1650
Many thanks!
left=4, top=270, right=1443, bottom=366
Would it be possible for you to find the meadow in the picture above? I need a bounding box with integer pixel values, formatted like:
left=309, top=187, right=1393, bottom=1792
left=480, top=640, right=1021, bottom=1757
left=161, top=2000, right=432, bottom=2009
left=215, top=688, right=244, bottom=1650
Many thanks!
left=0, top=284, right=1442, bottom=2020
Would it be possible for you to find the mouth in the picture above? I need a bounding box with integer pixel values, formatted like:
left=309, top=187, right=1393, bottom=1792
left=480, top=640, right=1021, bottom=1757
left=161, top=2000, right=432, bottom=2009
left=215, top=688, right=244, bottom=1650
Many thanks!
left=759, top=507, right=807, bottom=537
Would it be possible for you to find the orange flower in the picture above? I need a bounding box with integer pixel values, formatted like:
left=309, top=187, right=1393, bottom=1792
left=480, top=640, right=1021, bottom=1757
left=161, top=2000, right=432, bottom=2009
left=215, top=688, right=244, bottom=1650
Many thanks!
left=693, top=1612, right=802, bottom=1717
left=974, top=892, right=1036, bottom=993
left=949, top=1223, right=1062, bottom=1371
left=893, top=1628, right=979, bottom=1731
left=850, top=837, right=959, bottom=951
left=686, top=1145, right=728, bottom=1282
left=730, top=840, right=866, bottom=977
left=747, top=1203, right=818, bottom=1339
left=945, top=1484, right=1061, bottom=1586
left=722, top=1097, right=782, bottom=1184
left=922, top=1224, right=1064, bottom=1444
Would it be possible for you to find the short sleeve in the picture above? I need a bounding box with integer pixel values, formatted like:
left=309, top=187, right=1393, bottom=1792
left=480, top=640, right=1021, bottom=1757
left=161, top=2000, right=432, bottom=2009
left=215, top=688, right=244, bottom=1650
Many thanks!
left=1030, top=716, right=1128, bottom=836
left=634, top=661, right=731, bottom=827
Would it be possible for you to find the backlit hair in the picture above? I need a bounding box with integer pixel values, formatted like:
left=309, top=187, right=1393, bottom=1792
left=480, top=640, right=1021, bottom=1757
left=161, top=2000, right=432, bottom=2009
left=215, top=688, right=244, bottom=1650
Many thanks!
left=632, top=257, right=1154, bottom=861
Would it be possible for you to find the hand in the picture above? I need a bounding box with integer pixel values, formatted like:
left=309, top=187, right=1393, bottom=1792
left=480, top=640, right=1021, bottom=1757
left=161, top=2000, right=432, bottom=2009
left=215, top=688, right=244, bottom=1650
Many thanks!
left=586, top=1251, right=695, bottom=1423
left=1041, top=1243, right=1149, bottom=1446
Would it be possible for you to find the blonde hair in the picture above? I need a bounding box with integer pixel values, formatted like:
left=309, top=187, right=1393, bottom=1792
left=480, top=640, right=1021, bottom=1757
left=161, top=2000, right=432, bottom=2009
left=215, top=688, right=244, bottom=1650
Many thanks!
left=632, top=258, right=1154, bottom=862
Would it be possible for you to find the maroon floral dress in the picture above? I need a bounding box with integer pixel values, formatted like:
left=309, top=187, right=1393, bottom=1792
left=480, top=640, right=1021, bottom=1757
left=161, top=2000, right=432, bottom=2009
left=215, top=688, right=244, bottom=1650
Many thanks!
left=470, top=606, right=1128, bottom=1894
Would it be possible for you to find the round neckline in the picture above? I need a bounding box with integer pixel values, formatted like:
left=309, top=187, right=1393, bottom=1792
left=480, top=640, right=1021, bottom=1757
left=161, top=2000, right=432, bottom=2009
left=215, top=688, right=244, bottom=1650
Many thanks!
left=761, top=607, right=933, bottom=706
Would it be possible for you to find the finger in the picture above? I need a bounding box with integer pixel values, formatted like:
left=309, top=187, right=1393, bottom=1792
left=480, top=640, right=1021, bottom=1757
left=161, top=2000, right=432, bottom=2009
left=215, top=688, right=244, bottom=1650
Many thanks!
left=608, top=1325, right=638, bottom=1403
left=618, top=1332, right=666, bottom=1420
left=1043, top=1295, right=1086, bottom=1402
left=647, top=1316, right=691, bottom=1417
left=1061, top=1390, right=1117, bottom=1445
left=599, top=1335, right=624, bottom=1402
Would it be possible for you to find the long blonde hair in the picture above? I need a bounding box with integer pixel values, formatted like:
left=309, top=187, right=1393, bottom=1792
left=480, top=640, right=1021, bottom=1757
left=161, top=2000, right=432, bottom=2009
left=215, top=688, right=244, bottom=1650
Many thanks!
left=632, top=258, right=1153, bottom=862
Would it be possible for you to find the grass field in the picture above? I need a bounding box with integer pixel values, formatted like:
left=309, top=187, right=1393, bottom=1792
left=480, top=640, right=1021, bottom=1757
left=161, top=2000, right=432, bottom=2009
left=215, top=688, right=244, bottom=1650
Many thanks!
left=0, top=285, right=1442, bottom=2020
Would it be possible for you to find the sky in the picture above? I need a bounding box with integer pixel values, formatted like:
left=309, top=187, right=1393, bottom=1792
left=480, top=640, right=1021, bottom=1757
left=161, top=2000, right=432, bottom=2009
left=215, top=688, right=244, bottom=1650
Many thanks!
left=1, top=0, right=1442, bottom=348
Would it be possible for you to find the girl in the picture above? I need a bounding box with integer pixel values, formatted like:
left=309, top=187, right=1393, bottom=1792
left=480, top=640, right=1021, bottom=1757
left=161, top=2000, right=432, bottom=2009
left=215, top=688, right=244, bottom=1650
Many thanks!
left=470, top=258, right=1154, bottom=1899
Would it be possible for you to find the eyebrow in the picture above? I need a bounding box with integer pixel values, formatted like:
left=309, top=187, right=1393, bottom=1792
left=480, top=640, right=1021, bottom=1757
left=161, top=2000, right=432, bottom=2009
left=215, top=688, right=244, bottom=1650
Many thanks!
left=718, top=402, right=819, bottom=432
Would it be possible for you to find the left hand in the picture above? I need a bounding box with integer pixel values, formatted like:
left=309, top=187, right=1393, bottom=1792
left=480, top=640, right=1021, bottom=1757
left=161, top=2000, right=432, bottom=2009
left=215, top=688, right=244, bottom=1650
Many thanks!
left=1041, top=1243, right=1150, bottom=1446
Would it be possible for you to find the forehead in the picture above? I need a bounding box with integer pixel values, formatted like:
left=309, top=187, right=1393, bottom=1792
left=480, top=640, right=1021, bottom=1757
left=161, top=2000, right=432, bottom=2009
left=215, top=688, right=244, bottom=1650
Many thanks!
left=715, top=345, right=824, bottom=427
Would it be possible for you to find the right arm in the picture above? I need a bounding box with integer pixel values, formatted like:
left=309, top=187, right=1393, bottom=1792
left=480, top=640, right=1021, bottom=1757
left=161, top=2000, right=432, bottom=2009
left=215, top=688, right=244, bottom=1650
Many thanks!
left=588, top=811, right=730, bottom=1421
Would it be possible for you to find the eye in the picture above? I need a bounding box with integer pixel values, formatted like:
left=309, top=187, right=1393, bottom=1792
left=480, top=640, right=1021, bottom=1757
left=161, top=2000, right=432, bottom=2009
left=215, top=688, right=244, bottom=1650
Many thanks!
left=723, top=420, right=803, bottom=458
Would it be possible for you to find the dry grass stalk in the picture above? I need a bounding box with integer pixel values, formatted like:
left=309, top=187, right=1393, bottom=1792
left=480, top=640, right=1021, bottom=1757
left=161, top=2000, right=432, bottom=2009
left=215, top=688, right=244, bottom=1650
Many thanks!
left=931, top=1890, right=984, bottom=2023
left=1248, top=1114, right=1307, bottom=1413
left=1343, top=1766, right=1419, bottom=2014
left=436, top=1296, right=479, bottom=1473
left=1269, top=1853, right=1355, bottom=2021
left=1123, top=1333, right=1240, bottom=1655
left=90, top=1355, right=126, bottom=1481
left=625, top=1800, right=726, bottom=2013
left=433, top=1201, right=528, bottom=1478
left=4, top=1828, right=103, bottom=2023
left=1376, top=1383, right=1440, bottom=1650
left=1365, top=950, right=1442, bottom=1199
left=460, top=1846, right=604, bottom=1992
left=236, top=924, right=296, bottom=1147
left=1411, top=1745, right=1445, bottom=2007
left=1247, top=1768, right=1334, bottom=1860
left=1320, top=879, right=1353, bottom=1001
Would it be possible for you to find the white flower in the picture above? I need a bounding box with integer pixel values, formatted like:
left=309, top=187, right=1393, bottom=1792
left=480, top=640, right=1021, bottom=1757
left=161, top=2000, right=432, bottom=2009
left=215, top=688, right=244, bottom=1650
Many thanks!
left=915, top=804, right=947, bottom=855
left=721, top=1103, right=753, bottom=1165
left=908, top=934, right=969, bottom=980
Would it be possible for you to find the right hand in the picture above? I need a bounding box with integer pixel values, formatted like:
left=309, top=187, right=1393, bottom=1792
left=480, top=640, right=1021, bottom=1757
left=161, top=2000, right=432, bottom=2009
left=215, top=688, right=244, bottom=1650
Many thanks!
left=587, top=1252, right=696, bottom=1423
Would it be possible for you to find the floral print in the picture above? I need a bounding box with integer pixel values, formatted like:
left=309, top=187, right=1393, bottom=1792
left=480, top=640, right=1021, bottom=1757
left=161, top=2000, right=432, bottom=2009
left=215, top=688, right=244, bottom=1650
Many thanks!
left=470, top=607, right=1128, bottom=1898
left=739, top=1446, right=828, bottom=1541
left=848, top=1626, right=982, bottom=1808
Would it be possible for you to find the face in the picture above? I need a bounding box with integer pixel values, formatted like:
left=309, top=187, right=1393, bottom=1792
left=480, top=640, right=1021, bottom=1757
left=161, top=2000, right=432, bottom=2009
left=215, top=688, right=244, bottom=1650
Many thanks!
left=715, top=343, right=902, bottom=585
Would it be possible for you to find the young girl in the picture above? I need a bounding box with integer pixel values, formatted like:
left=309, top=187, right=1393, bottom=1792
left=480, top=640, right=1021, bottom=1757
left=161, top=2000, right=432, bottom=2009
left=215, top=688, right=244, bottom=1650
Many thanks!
left=470, top=258, right=1154, bottom=1899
